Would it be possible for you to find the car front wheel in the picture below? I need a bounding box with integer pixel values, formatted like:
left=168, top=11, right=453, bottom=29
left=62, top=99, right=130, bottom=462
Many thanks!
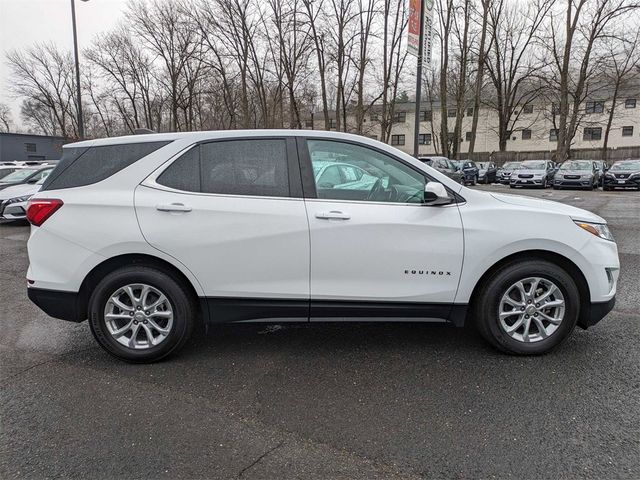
left=88, top=266, right=195, bottom=363
left=473, top=259, right=580, bottom=355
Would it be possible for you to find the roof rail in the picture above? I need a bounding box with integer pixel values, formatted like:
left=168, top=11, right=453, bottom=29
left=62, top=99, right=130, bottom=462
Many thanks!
left=134, top=128, right=156, bottom=135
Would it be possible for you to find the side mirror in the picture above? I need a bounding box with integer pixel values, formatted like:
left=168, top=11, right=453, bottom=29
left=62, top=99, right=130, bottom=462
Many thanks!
left=424, top=182, right=453, bottom=206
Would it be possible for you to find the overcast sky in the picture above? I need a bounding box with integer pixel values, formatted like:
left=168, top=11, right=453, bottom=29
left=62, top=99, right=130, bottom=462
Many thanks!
left=0, top=0, right=129, bottom=128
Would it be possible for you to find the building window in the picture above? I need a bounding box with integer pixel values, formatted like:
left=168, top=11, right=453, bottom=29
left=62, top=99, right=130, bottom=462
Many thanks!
left=522, top=129, right=532, bottom=140
left=418, top=133, right=432, bottom=145
left=329, top=119, right=337, bottom=129
left=549, top=129, right=558, bottom=141
left=447, top=132, right=456, bottom=142
left=305, top=120, right=313, bottom=128
left=370, top=113, right=379, bottom=121
left=391, top=134, right=405, bottom=146
left=622, top=126, right=634, bottom=137
left=465, top=131, right=474, bottom=141
left=522, top=104, right=534, bottom=114
left=447, top=109, right=456, bottom=118
left=369, top=135, right=378, bottom=141
left=466, top=107, right=474, bottom=117
left=25, top=143, right=37, bottom=153
left=419, top=110, right=432, bottom=121
left=625, top=98, right=636, bottom=109
left=551, top=103, right=560, bottom=115
left=585, top=101, right=604, bottom=114
left=583, top=127, right=602, bottom=141
left=393, top=112, right=406, bottom=123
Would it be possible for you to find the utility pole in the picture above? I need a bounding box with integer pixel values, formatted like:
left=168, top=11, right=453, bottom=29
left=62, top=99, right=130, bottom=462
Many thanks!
left=412, top=0, right=426, bottom=157
left=70, top=0, right=86, bottom=139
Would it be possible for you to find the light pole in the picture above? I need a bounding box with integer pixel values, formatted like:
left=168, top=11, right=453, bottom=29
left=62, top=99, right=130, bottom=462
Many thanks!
left=412, top=0, right=426, bottom=158
left=70, top=0, right=88, bottom=139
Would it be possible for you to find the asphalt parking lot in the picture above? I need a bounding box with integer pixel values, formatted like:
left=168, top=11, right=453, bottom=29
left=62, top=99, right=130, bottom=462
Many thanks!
left=1, top=185, right=639, bottom=479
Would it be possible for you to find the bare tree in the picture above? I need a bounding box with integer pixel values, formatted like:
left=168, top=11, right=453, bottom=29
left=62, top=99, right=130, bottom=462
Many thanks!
left=549, top=0, right=640, bottom=161
left=0, top=103, right=12, bottom=133
left=484, top=0, right=552, bottom=151
left=467, top=0, right=490, bottom=155
left=6, top=43, right=78, bottom=137
left=601, top=31, right=640, bottom=160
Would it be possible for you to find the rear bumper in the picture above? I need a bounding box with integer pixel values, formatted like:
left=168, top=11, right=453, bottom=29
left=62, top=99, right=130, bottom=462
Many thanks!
left=578, top=296, right=616, bottom=329
left=27, top=287, right=85, bottom=322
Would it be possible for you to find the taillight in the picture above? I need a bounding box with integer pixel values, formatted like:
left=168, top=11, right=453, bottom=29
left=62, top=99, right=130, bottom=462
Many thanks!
left=26, top=199, right=64, bottom=226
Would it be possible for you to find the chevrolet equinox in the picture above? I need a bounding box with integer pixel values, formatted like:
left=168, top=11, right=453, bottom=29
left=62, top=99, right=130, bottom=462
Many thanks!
left=26, top=131, right=619, bottom=362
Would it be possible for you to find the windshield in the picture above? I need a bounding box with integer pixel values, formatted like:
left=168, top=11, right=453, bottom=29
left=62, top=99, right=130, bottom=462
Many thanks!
left=520, top=161, right=546, bottom=170
left=502, top=162, right=521, bottom=169
left=611, top=160, right=640, bottom=170
left=560, top=161, right=591, bottom=170
left=0, top=169, right=37, bottom=182
left=478, top=162, right=489, bottom=169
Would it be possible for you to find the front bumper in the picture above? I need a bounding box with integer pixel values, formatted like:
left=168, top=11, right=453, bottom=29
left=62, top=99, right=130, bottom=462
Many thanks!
left=510, top=178, right=544, bottom=187
left=28, top=287, right=86, bottom=322
left=578, top=296, right=616, bottom=329
left=0, top=201, right=27, bottom=221
left=554, top=178, right=592, bottom=188
left=603, top=176, right=640, bottom=189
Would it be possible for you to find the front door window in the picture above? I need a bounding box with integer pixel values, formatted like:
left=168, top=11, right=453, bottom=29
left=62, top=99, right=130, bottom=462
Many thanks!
left=307, top=139, right=425, bottom=203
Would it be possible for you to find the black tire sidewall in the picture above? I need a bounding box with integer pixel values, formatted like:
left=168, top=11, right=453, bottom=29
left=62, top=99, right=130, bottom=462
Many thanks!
left=88, top=266, right=194, bottom=363
left=476, top=260, right=580, bottom=355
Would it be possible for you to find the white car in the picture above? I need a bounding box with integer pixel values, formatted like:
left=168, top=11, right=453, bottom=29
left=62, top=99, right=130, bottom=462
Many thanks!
left=0, top=177, right=46, bottom=222
left=26, top=131, right=619, bottom=362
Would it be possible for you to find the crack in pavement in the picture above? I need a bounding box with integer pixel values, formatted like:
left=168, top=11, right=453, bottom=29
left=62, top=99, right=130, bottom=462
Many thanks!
left=237, top=440, right=284, bottom=478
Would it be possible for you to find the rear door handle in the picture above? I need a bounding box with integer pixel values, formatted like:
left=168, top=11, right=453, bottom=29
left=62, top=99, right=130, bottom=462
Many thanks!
left=156, top=203, right=192, bottom=213
left=315, top=210, right=351, bottom=220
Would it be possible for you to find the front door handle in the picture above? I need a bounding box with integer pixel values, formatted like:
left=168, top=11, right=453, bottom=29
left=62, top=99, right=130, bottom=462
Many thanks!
left=315, top=210, right=351, bottom=220
left=156, top=203, right=192, bottom=213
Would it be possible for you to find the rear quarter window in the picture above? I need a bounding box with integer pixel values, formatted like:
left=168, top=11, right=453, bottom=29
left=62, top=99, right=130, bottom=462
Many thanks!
left=42, top=141, right=170, bottom=190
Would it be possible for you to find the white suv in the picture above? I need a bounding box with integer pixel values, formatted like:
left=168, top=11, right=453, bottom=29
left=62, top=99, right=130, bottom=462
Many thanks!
left=26, top=131, right=619, bottom=362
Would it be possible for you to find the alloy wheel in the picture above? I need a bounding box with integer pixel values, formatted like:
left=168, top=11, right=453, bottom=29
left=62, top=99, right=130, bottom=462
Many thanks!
left=498, top=277, right=565, bottom=343
left=104, top=283, right=174, bottom=349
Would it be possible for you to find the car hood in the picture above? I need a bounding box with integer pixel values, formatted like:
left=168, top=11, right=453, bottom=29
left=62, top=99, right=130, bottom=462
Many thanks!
left=490, top=192, right=605, bottom=223
left=557, top=170, right=592, bottom=175
left=0, top=183, right=40, bottom=201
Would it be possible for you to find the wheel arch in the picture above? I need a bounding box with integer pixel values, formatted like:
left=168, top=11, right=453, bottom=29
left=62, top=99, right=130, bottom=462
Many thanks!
left=467, top=249, right=592, bottom=329
left=77, top=253, right=207, bottom=323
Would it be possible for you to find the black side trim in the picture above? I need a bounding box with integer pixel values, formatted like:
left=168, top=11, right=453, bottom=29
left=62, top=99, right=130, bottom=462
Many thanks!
left=578, top=297, right=616, bottom=329
left=27, top=288, right=85, bottom=323
left=205, top=298, right=309, bottom=323
left=203, top=297, right=465, bottom=325
left=310, top=300, right=452, bottom=321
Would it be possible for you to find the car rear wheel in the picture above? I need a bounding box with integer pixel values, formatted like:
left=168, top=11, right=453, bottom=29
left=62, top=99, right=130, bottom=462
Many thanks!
left=88, top=266, right=195, bottom=363
left=473, top=259, right=580, bottom=355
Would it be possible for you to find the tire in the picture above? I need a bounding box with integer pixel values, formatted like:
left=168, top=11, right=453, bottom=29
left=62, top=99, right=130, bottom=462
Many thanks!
left=603, top=186, right=611, bottom=191
left=473, top=259, right=580, bottom=355
left=88, top=266, right=195, bottom=363
left=509, top=184, right=515, bottom=189
left=552, top=185, right=559, bottom=190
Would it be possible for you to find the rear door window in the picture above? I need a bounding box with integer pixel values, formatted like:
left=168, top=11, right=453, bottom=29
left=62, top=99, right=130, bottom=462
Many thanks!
left=156, top=139, right=290, bottom=198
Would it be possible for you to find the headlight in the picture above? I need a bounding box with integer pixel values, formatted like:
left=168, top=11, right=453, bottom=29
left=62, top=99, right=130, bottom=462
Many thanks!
left=605, top=173, right=615, bottom=178
left=6, top=194, right=32, bottom=205
left=574, top=221, right=615, bottom=242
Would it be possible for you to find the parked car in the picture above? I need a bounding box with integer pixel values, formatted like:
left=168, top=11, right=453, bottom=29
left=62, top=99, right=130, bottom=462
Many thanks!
left=603, top=159, right=640, bottom=190
left=0, top=166, right=54, bottom=191
left=496, top=161, right=522, bottom=184
left=452, top=160, right=479, bottom=185
left=552, top=160, right=600, bottom=190
left=419, top=156, right=464, bottom=184
left=0, top=176, right=46, bottom=222
left=592, top=160, right=609, bottom=187
left=26, top=131, right=618, bottom=362
left=510, top=160, right=555, bottom=188
left=477, top=162, right=498, bottom=184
